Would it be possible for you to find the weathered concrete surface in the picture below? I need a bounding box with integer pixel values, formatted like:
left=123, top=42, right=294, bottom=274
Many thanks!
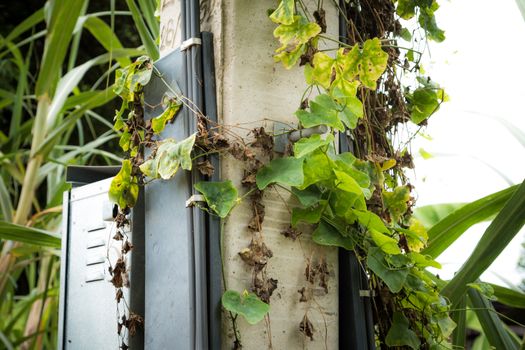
left=212, top=2, right=339, bottom=349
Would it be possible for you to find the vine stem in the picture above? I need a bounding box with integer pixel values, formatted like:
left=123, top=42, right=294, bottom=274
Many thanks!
left=218, top=219, right=242, bottom=347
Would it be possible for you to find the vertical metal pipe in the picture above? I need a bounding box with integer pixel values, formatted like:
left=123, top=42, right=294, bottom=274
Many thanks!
left=338, top=0, right=375, bottom=348
left=201, top=31, right=221, bottom=350
left=179, top=3, right=197, bottom=350
left=182, top=0, right=209, bottom=348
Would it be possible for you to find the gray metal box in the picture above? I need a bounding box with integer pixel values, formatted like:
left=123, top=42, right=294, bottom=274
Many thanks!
left=59, top=177, right=144, bottom=349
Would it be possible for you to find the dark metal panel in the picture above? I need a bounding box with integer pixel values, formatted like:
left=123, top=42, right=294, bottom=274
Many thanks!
left=66, top=166, right=120, bottom=187
left=337, top=7, right=376, bottom=339
left=142, top=49, right=196, bottom=350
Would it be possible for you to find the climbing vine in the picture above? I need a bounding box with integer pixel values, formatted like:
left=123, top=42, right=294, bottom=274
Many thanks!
left=107, top=0, right=453, bottom=349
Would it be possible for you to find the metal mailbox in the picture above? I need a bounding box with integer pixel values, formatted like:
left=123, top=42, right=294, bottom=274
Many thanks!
left=58, top=175, right=145, bottom=349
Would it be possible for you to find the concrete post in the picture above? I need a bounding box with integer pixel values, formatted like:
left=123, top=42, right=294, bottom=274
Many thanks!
left=159, top=1, right=340, bottom=348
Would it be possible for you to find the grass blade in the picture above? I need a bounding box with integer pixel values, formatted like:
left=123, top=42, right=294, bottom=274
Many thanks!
left=451, top=295, right=466, bottom=348
left=45, top=47, right=141, bottom=131
left=0, top=221, right=60, bottom=248
left=491, top=284, right=525, bottom=309
left=126, top=0, right=159, bottom=60
left=468, top=288, right=519, bottom=350
left=82, top=16, right=131, bottom=67
left=516, top=0, right=525, bottom=22
left=0, top=330, right=14, bottom=350
left=423, top=184, right=518, bottom=258
left=137, top=0, right=159, bottom=39
left=35, top=0, right=87, bottom=97
left=0, top=177, right=13, bottom=222
left=442, top=180, right=525, bottom=304
left=414, top=202, right=465, bottom=228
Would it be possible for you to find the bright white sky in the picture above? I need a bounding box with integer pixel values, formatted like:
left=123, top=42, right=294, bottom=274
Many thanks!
left=410, top=0, right=525, bottom=286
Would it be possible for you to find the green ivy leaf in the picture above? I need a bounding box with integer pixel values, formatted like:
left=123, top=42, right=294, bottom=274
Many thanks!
left=334, top=170, right=363, bottom=196
left=274, top=16, right=321, bottom=68
left=300, top=150, right=334, bottom=189
left=419, top=3, right=445, bottom=42
left=119, top=131, right=131, bottom=151
left=370, top=229, right=401, bottom=255
left=399, top=27, right=412, bottom=41
left=295, top=94, right=345, bottom=131
left=337, top=94, right=363, bottom=129
left=407, top=252, right=441, bottom=269
left=353, top=209, right=389, bottom=234
left=291, top=200, right=326, bottom=227
left=256, top=157, right=304, bottom=189
left=384, top=185, right=410, bottom=222
left=151, top=99, right=182, bottom=134
left=385, top=312, right=421, bottom=349
left=114, top=104, right=127, bottom=131
left=332, top=190, right=366, bottom=218
left=407, top=86, right=445, bottom=125
left=114, top=55, right=153, bottom=101
left=194, top=181, right=238, bottom=218
left=143, top=133, right=196, bottom=180
left=333, top=152, right=357, bottom=166
left=109, top=159, right=139, bottom=209
left=312, top=220, right=355, bottom=250
left=291, top=186, right=323, bottom=207
left=221, top=290, right=269, bottom=325
left=269, top=0, right=295, bottom=25
left=334, top=159, right=370, bottom=190
left=345, top=38, right=388, bottom=90
left=435, top=314, right=456, bottom=339
left=293, top=133, right=334, bottom=158
left=367, top=247, right=408, bottom=293
left=396, top=0, right=417, bottom=19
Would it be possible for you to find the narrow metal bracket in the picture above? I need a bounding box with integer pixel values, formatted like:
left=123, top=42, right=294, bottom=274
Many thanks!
left=273, top=121, right=329, bottom=153
left=359, top=290, right=376, bottom=297
left=185, top=194, right=206, bottom=207
left=180, top=37, right=202, bottom=51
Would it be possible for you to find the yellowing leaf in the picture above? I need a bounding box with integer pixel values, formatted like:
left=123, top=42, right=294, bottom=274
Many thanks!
left=269, top=0, right=295, bottom=25
left=119, top=131, right=131, bottom=151
left=156, top=134, right=196, bottom=179
left=273, top=16, right=321, bottom=68
left=109, top=160, right=139, bottom=209
left=114, top=55, right=153, bottom=101
left=306, top=52, right=334, bottom=88
left=381, top=159, right=397, bottom=171
left=151, top=99, right=182, bottom=134
left=384, top=185, right=411, bottom=222
left=344, top=38, right=388, bottom=90
left=141, top=133, right=196, bottom=180
left=407, top=218, right=428, bottom=252
left=139, top=159, right=157, bottom=179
